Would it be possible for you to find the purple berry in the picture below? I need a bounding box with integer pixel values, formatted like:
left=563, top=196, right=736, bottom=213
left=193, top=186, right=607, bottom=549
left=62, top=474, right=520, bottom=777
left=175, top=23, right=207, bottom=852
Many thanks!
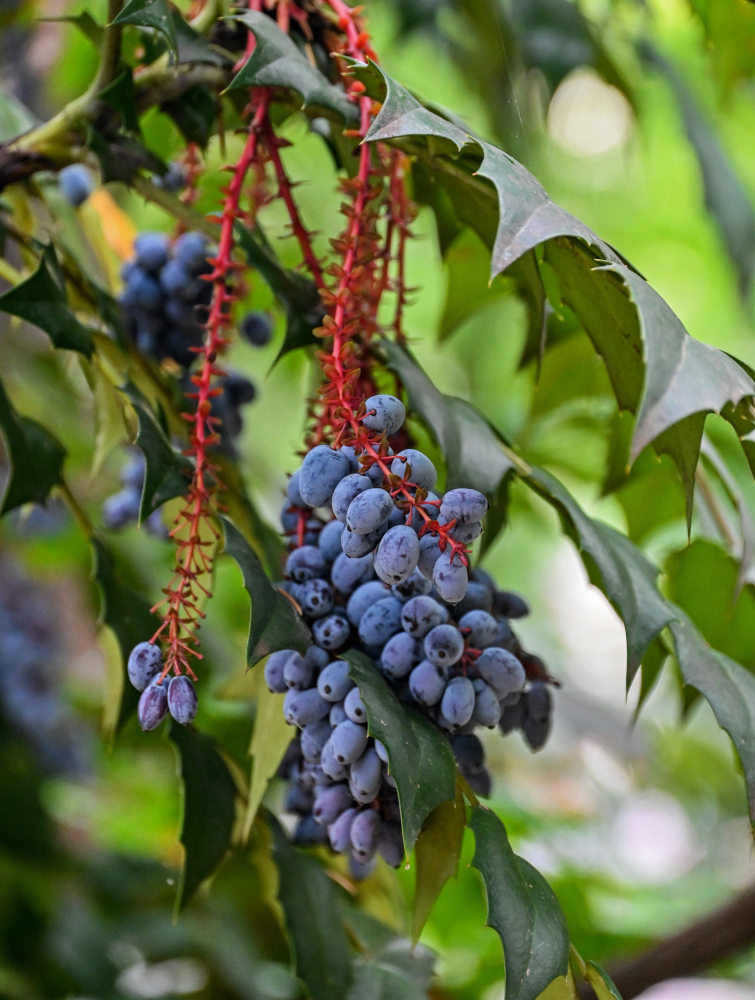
left=167, top=675, right=198, bottom=725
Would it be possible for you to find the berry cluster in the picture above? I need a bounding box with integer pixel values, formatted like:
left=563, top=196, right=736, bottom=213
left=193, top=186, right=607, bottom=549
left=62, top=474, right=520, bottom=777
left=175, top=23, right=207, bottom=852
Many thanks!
left=269, top=395, right=555, bottom=873
left=120, top=231, right=213, bottom=368
left=128, top=641, right=198, bottom=731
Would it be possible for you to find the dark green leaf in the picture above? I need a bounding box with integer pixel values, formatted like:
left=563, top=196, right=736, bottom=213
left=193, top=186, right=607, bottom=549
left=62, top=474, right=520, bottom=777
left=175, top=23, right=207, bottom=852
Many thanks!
left=613, top=264, right=755, bottom=464
left=162, top=84, right=217, bottom=148
left=0, top=378, right=66, bottom=515
left=174, top=13, right=229, bottom=66
left=91, top=537, right=155, bottom=734
left=228, top=11, right=356, bottom=122
left=665, top=540, right=755, bottom=668
left=0, top=246, right=93, bottom=355
left=113, top=0, right=177, bottom=59
left=221, top=517, right=310, bottom=667
left=267, top=812, right=353, bottom=1000
left=469, top=806, right=570, bottom=1000
left=344, top=650, right=456, bottom=852
left=669, top=614, right=755, bottom=823
left=234, top=223, right=323, bottom=359
left=170, top=721, right=238, bottom=909
left=41, top=11, right=104, bottom=47
left=100, top=70, right=140, bottom=133
left=640, top=41, right=755, bottom=295
left=523, top=465, right=674, bottom=680
left=411, top=781, right=466, bottom=942
left=382, top=340, right=516, bottom=494
left=130, top=397, right=192, bottom=517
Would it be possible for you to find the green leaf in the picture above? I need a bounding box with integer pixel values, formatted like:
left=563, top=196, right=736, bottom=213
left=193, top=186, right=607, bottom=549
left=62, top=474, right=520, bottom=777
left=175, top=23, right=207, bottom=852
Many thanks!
left=91, top=537, right=155, bottom=735
left=345, top=910, right=435, bottom=996
left=113, top=0, right=177, bottom=59
left=173, top=13, right=228, bottom=67
left=665, top=540, right=755, bottom=667
left=267, top=812, right=353, bottom=1000
left=611, top=264, right=755, bottom=465
left=100, top=70, right=140, bottom=133
left=411, top=781, right=466, bottom=942
left=243, top=666, right=293, bottom=839
left=381, top=340, right=516, bottom=494
left=0, top=247, right=93, bottom=355
left=130, top=396, right=192, bottom=518
left=170, top=721, right=238, bottom=909
left=343, top=650, right=456, bottom=852
left=234, top=223, right=323, bottom=359
left=584, top=961, right=623, bottom=1000
left=0, top=378, right=66, bottom=515
left=228, top=11, right=356, bottom=122
left=469, top=806, right=570, bottom=1000
left=162, top=84, right=217, bottom=148
left=346, top=963, right=428, bottom=1000
left=524, top=466, right=675, bottom=680
left=221, top=517, right=311, bottom=667
left=670, top=614, right=755, bottom=823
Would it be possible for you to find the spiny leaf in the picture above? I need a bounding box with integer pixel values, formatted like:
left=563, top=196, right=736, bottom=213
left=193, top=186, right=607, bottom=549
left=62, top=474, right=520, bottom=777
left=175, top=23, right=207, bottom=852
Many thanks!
left=469, top=806, right=570, bottom=1000
left=129, top=397, right=192, bottom=518
left=113, top=0, right=177, bottom=59
left=669, top=614, right=755, bottom=823
left=170, top=721, right=237, bottom=909
left=267, top=812, right=353, bottom=1000
left=162, top=84, right=217, bottom=148
left=221, top=517, right=310, bottom=667
left=411, top=781, right=466, bottom=943
left=344, top=649, right=456, bottom=852
left=91, top=537, right=154, bottom=735
left=228, top=11, right=356, bottom=122
left=0, top=378, right=66, bottom=515
left=0, top=246, right=93, bottom=355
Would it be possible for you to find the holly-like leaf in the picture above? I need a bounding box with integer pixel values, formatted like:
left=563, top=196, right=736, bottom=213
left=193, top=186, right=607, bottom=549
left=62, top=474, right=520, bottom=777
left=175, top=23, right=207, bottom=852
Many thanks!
left=113, top=0, right=177, bottom=59
left=344, top=650, right=456, bottom=852
left=267, top=812, right=353, bottom=1000
left=100, top=70, right=140, bottom=133
left=243, top=666, right=292, bottom=839
left=0, top=378, right=66, bottom=515
left=522, top=465, right=755, bottom=823
left=411, top=781, right=466, bottom=943
left=221, top=517, right=310, bottom=667
left=228, top=11, right=356, bottom=122
left=670, top=614, right=755, bottom=823
left=162, top=84, right=217, bottom=148
left=130, top=397, right=192, bottom=518
left=382, top=340, right=515, bottom=495
left=470, top=806, right=570, bottom=1000
left=91, top=537, right=154, bottom=735
left=0, top=247, right=93, bottom=355
left=170, top=721, right=238, bottom=909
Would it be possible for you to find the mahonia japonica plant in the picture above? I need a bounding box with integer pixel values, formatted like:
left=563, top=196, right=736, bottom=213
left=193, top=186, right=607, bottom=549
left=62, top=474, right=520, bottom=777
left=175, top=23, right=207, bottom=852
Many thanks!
left=2, top=2, right=755, bottom=999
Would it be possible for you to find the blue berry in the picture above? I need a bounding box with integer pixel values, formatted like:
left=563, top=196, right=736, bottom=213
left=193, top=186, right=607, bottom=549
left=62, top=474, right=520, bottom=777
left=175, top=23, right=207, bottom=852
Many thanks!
left=379, top=632, right=422, bottom=679
left=390, top=449, right=437, bottom=491
left=432, top=549, right=468, bottom=604
left=362, top=394, right=406, bottom=436
left=312, top=613, right=351, bottom=651
left=374, top=525, right=420, bottom=585
left=167, top=675, right=198, bottom=725
left=299, top=446, right=351, bottom=507
left=357, top=597, right=403, bottom=646
left=59, top=164, right=94, bottom=206
left=330, top=720, right=369, bottom=764
left=173, top=231, right=208, bottom=272
left=127, top=641, right=163, bottom=691
left=241, top=311, right=274, bottom=347
left=401, top=595, right=446, bottom=638
left=137, top=678, right=168, bottom=731
left=439, top=488, right=488, bottom=525
left=317, top=660, right=354, bottom=702
left=439, top=676, right=475, bottom=727
left=134, top=232, right=170, bottom=273
left=423, top=624, right=464, bottom=668
left=409, top=660, right=446, bottom=706
left=346, top=580, right=390, bottom=626
left=477, top=647, right=525, bottom=697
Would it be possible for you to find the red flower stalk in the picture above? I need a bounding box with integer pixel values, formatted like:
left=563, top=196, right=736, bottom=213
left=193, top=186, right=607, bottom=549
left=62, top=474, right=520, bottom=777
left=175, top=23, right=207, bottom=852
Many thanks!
left=151, top=93, right=272, bottom=679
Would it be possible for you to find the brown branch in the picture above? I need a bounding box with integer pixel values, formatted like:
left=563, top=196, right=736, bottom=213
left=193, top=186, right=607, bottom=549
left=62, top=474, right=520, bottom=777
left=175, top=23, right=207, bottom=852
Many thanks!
left=579, top=883, right=755, bottom=999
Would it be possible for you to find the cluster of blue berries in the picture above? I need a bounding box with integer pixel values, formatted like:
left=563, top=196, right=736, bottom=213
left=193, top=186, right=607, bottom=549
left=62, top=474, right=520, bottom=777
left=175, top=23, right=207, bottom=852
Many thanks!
left=127, top=641, right=198, bottom=731
left=0, top=559, right=90, bottom=775
left=269, top=395, right=555, bottom=874
left=120, top=231, right=214, bottom=368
